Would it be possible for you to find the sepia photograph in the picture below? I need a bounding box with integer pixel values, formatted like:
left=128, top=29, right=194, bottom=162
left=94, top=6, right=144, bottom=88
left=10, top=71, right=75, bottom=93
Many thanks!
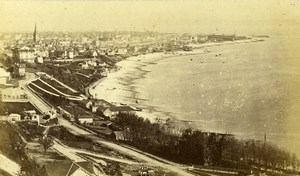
left=0, top=0, right=300, bottom=175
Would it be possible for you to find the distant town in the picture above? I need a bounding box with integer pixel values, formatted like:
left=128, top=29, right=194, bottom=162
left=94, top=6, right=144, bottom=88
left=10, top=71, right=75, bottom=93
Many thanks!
left=1, top=26, right=298, bottom=176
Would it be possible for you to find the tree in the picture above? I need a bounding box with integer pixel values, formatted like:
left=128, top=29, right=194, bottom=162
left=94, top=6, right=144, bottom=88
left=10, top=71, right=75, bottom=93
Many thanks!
left=18, top=160, right=48, bottom=176
left=39, top=136, right=54, bottom=153
left=180, top=129, right=205, bottom=165
left=292, top=153, right=298, bottom=171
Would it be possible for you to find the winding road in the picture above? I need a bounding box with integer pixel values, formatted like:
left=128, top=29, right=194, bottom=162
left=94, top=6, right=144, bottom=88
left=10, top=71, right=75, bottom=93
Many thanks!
left=21, top=72, right=194, bottom=176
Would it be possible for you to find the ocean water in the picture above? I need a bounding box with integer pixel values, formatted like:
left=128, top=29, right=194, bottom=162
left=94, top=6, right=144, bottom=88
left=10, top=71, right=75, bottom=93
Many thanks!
left=92, top=37, right=300, bottom=155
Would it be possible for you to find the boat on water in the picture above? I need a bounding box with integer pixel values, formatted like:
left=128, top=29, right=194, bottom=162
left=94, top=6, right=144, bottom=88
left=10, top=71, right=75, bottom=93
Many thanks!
left=252, top=39, right=265, bottom=42
left=135, top=107, right=142, bottom=111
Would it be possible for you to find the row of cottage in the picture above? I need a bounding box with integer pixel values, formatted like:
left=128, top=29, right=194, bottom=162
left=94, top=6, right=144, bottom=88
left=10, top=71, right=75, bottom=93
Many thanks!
left=59, top=99, right=136, bottom=124
left=1, top=109, right=58, bottom=125
left=12, top=45, right=133, bottom=63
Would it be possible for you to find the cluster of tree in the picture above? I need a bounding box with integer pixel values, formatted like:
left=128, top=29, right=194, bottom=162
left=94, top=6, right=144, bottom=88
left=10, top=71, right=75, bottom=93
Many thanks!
left=103, top=163, right=122, bottom=176
left=100, top=55, right=121, bottom=66
left=39, top=136, right=54, bottom=154
left=18, top=160, right=48, bottom=176
left=114, top=113, right=300, bottom=172
left=0, top=53, right=13, bottom=68
left=15, top=121, right=45, bottom=141
left=16, top=121, right=55, bottom=154
left=0, top=122, right=47, bottom=176
left=49, top=126, right=92, bottom=142
left=48, top=126, right=100, bottom=150
left=223, top=138, right=300, bottom=171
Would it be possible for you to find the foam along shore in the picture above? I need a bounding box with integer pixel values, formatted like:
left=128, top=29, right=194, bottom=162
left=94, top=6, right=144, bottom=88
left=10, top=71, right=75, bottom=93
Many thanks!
left=88, top=52, right=176, bottom=101
left=88, top=38, right=260, bottom=122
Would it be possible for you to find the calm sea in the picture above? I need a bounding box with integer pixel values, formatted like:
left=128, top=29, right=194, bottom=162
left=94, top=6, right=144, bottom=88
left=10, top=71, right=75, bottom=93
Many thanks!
left=95, top=36, right=300, bottom=155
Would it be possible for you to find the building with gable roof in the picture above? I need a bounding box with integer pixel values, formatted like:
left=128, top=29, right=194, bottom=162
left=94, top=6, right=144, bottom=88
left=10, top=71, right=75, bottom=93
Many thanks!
left=0, top=67, right=11, bottom=85
left=17, top=46, right=36, bottom=63
left=66, top=161, right=96, bottom=176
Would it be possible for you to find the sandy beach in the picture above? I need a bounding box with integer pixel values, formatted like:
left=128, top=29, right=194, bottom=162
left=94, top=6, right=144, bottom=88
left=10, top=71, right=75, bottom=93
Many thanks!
left=88, top=38, right=258, bottom=122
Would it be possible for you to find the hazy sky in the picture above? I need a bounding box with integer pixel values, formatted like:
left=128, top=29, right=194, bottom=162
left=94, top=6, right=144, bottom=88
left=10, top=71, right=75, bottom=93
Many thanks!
left=0, top=0, right=300, bottom=35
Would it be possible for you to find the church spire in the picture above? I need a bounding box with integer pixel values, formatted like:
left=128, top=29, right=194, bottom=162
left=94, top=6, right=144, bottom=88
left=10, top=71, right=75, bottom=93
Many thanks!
left=33, top=23, right=37, bottom=43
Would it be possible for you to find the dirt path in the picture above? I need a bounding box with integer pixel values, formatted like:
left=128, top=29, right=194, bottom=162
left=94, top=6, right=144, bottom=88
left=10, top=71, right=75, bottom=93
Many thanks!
left=0, top=154, right=21, bottom=176
left=22, top=72, right=194, bottom=176
left=52, top=139, right=139, bottom=165
left=58, top=117, right=193, bottom=176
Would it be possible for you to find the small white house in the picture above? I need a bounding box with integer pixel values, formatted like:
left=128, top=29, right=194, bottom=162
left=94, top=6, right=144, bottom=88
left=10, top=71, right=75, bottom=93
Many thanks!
left=8, top=113, right=21, bottom=123
left=31, top=114, right=40, bottom=122
left=79, top=99, right=93, bottom=109
left=92, top=51, right=98, bottom=58
left=116, top=48, right=128, bottom=55
left=37, top=56, right=43, bottom=64
left=87, top=60, right=97, bottom=67
left=0, top=67, right=10, bottom=85
left=22, top=110, right=40, bottom=123
left=97, top=62, right=107, bottom=67
left=79, top=62, right=89, bottom=69
left=91, top=105, right=98, bottom=113
left=68, top=51, right=74, bottom=59
left=24, top=110, right=36, bottom=116
left=66, top=161, right=95, bottom=176
left=77, top=115, right=93, bottom=124
left=103, top=108, right=118, bottom=118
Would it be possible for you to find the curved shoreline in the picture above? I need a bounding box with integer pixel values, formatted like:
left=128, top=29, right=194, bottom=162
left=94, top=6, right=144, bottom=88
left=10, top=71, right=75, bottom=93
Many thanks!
left=87, top=38, right=260, bottom=121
